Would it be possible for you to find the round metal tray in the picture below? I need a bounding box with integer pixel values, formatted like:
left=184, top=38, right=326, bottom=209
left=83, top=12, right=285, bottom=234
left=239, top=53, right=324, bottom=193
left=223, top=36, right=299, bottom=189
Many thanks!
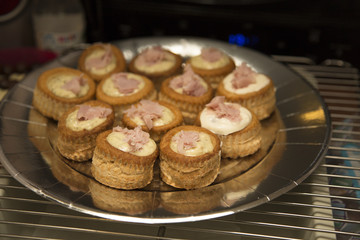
left=0, top=37, right=331, bottom=224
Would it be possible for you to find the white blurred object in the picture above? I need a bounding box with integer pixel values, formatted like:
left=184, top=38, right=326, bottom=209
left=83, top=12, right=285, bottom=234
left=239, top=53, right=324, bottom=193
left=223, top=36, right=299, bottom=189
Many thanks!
left=31, top=0, right=86, bottom=54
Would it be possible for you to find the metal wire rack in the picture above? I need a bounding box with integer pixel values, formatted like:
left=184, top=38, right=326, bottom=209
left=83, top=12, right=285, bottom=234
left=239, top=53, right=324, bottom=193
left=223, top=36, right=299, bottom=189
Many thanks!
left=0, top=55, right=359, bottom=240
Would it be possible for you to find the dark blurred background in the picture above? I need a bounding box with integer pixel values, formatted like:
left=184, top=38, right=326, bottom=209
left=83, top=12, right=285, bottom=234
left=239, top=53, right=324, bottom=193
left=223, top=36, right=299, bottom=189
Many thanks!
left=1, top=0, right=359, bottom=70
left=82, top=0, right=360, bottom=68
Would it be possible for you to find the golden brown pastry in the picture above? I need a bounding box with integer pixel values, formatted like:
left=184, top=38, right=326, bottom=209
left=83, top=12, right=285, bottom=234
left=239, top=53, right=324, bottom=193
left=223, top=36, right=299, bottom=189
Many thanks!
left=92, top=126, right=158, bottom=189
left=159, top=125, right=221, bottom=189
left=195, top=96, right=261, bottom=159
left=78, top=43, right=126, bottom=82
left=32, top=67, right=96, bottom=120
left=122, top=99, right=183, bottom=142
left=159, top=65, right=213, bottom=124
left=96, top=72, right=157, bottom=121
left=57, top=100, right=115, bottom=162
left=128, top=46, right=182, bottom=89
left=187, top=47, right=235, bottom=89
left=217, top=62, right=276, bottom=120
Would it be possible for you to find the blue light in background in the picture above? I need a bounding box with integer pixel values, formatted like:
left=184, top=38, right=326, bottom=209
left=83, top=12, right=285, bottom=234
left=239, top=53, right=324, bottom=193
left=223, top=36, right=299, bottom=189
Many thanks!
left=229, top=34, right=259, bottom=46
left=229, top=34, right=246, bottom=46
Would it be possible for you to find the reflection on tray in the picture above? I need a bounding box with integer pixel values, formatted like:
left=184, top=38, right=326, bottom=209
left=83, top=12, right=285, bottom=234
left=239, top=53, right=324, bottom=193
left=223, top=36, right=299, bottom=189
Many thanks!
left=27, top=106, right=285, bottom=215
left=89, top=180, right=159, bottom=216
left=51, top=150, right=90, bottom=193
left=160, top=184, right=224, bottom=215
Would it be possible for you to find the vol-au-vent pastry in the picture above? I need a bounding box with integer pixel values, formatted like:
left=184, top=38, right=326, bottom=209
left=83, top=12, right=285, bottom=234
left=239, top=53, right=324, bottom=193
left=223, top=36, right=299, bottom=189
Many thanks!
left=32, top=67, right=96, bottom=120
left=195, top=96, right=261, bottom=159
left=78, top=43, right=126, bottom=82
left=159, top=125, right=221, bottom=190
left=96, top=72, right=157, bottom=119
left=187, top=47, right=235, bottom=89
left=159, top=65, right=213, bottom=124
left=128, top=46, right=182, bottom=88
left=92, top=126, right=158, bottom=190
left=122, top=99, right=183, bottom=142
left=217, top=62, right=276, bottom=120
left=57, top=100, right=114, bottom=162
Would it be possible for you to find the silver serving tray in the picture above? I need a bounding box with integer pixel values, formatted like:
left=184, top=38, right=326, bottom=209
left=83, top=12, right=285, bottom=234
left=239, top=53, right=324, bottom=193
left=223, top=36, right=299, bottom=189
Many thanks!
left=0, top=37, right=331, bottom=224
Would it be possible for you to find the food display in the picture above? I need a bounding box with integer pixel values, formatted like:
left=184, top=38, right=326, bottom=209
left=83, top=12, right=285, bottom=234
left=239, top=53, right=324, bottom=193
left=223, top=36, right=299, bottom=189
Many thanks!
left=31, top=41, right=277, bottom=191
left=1, top=37, right=329, bottom=224
left=20, top=39, right=289, bottom=223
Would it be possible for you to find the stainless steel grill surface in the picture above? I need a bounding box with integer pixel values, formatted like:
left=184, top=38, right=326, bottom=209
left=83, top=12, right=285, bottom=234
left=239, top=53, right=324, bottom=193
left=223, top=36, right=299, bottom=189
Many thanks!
left=0, top=50, right=359, bottom=238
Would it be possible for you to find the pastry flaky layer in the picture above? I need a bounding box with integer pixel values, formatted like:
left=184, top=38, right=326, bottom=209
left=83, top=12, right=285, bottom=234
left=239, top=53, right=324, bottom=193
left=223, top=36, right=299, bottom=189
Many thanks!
left=159, top=125, right=221, bottom=189
left=32, top=67, right=96, bottom=121
left=187, top=57, right=236, bottom=89
left=194, top=108, right=262, bottom=159
left=78, top=43, right=126, bottom=82
left=217, top=76, right=276, bottom=120
left=122, top=100, right=184, bottom=142
left=57, top=100, right=115, bottom=162
left=91, top=130, right=159, bottom=190
left=158, top=77, right=213, bottom=124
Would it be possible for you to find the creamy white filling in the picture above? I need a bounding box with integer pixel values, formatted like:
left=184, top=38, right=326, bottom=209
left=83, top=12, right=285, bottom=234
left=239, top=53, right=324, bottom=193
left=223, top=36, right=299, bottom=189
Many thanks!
left=102, top=73, right=145, bottom=97
left=106, top=131, right=156, bottom=157
left=130, top=106, right=175, bottom=127
left=47, top=73, right=89, bottom=98
left=65, top=109, right=107, bottom=131
left=134, top=52, right=175, bottom=73
left=200, top=104, right=252, bottom=135
left=223, top=73, right=270, bottom=94
left=190, top=55, right=230, bottom=69
left=170, top=132, right=214, bottom=156
left=85, top=49, right=116, bottom=75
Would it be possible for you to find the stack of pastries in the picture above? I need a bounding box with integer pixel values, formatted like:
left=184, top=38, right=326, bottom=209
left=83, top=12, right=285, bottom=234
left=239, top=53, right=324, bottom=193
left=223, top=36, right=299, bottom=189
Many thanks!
left=31, top=42, right=276, bottom=192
